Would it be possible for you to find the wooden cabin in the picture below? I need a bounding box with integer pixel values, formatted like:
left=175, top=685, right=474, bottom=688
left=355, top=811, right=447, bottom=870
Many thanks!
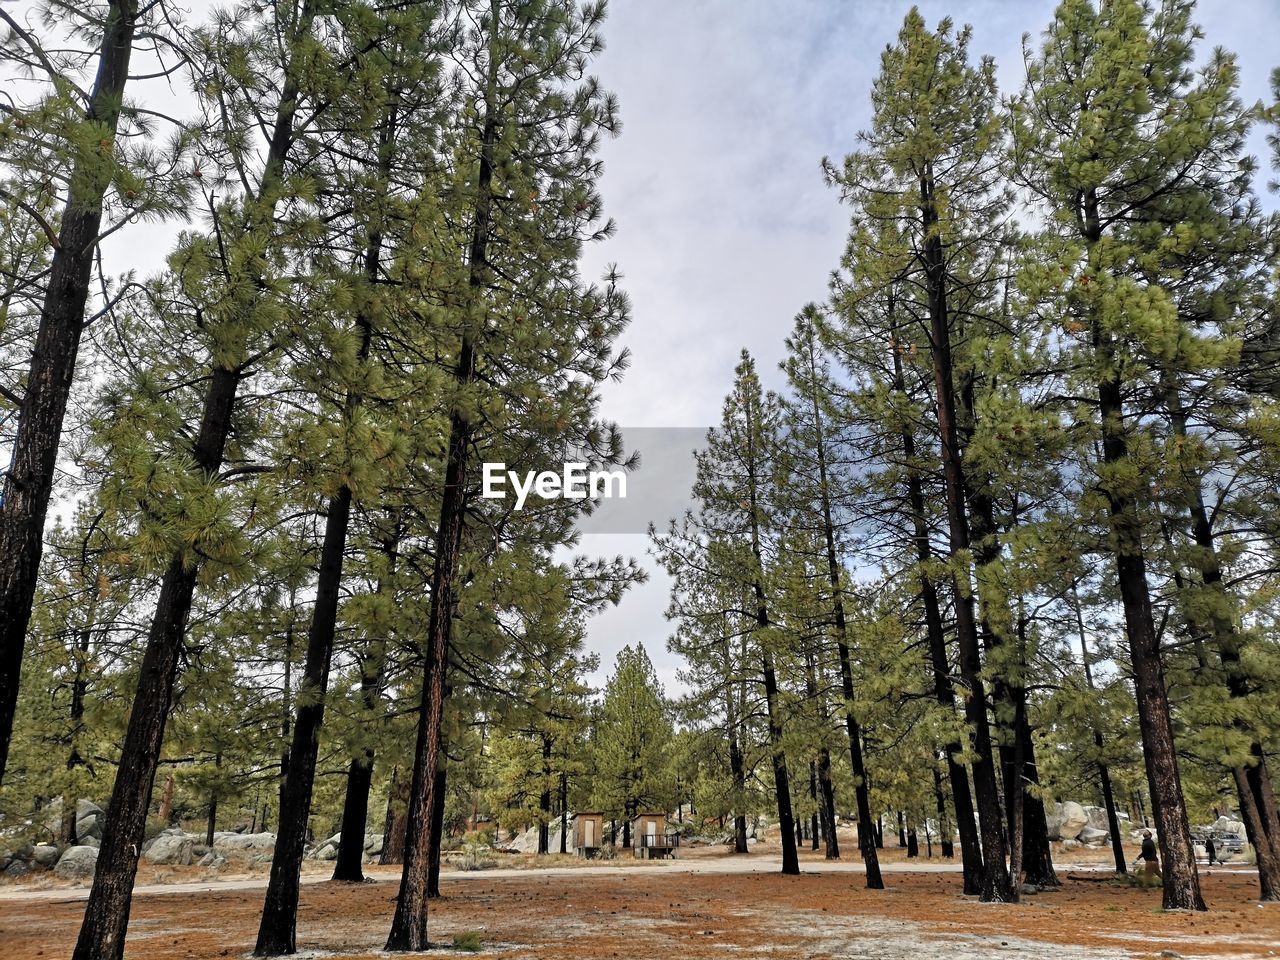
left=633, top=811, right=678, bottom=859
left=573, top=811, right=604, bottom=858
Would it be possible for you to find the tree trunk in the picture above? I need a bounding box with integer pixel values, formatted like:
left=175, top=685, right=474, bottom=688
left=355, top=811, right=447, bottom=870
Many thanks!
left=332, top=751, right=375, bottom=883
left=427, top=764, right=447, bottom=899
left=818, top=747, right=839, bottom=860
left=762, top=651, right=799, bottom=875
left=206, top=752, right=221, bottom=849
left=158, top=774, right=174, bottom=824
left=934, top=766, right=954, bottom=858
left=72, top=365, right=241, bottom=960
left=918, top=180, right=1012, bottom=902
left=380, top=766, right=408, bottom=866
left=0, top=0, right=140, bottom=789
left=891, top=331, right=981, bottom=894
left=559, top=773, right=569, bottom=855
left=256, top=86, right=392, bottom=947
left=808, top=761, right=820, bottom=851
left=255, top=483, right=354, bottom=955
left=907, top=827, right=919, bottom=858
left=384, top=82, right=504, bottom=956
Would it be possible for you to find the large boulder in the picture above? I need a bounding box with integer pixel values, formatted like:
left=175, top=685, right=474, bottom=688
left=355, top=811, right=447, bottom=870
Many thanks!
left=1213, top=816, right=1247, bottom=839
left=54, top=845, right=99, bottom=880
left=4, top=860, right=30, bottom=878
left=31, top=844, right=60, bottom=867
left=1058, top=801, right=1089, bottom=841
left=1079, top=826, right=1109, bottom=845
left=1083, top=806, right=1111, bottom=833
left=363, top=834, right=383, bottom=856
left=144, top=833, right=194, bottom=866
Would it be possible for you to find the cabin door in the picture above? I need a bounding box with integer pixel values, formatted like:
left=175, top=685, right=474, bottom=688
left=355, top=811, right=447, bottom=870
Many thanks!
left=646, top=820, right=657, bottom=845
left=584, top=819, right=595, bottom=847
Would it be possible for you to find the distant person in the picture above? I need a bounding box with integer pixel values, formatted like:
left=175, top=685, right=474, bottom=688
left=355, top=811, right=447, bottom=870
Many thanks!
left=1137, top=830, right=1160, bottom=878
left=1205, top=836, right=1218, bottom=865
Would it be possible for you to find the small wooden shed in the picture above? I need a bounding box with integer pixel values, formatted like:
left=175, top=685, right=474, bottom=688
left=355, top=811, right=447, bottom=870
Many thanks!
left=573, top=811, right=604, bottom=858
left=633, top=811, right=678, bottom=859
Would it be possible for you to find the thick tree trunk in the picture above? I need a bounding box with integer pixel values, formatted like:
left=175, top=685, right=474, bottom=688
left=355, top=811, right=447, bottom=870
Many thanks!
left=72, top=364, right=241, bottom=960
left=918, top=179, right=1012, bottom=902
left=538, top=737, right=552, bottom=855
left=0, top=0, right=140, bottom=788
left=332, top=751, right=375, bottom=883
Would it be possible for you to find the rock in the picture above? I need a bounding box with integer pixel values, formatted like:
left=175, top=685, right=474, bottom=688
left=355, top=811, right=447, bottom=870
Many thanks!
left=144, top=834, right=194, bottom=866
left=363, top=834, right=383, bottom=855
left=249, top=853, right=273, bottom=866
left=1083, top=805, right=1110, bottom=833
left=212, top=831, right=276, bottom=852
left=54, top=845, right=99, bottom=880
left=79, top=836, right=99, bottom=849
left=1058, top=801, right=1088, bottom=840
left=314, top=842, right=337, bottom=861
left=197, top=851, right=227, bottom=869
left=31, top=844, right=59, bottom=867
left=76, top=799, right=102, bottom=819
left=4, top=860, right=30, bottom=878
left=1212, top=816, right=1247, bottom=839
left=1079, top=826, right=1109, bottom=845
left=1061, top=838, right=1082, bottom=851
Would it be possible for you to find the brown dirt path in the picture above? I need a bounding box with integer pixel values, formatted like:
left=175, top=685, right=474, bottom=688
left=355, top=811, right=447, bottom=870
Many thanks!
left=1, top=853, right=1276, bottom=960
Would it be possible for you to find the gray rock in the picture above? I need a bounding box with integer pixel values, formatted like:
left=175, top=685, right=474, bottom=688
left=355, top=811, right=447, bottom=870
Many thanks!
left=1059, top=801, right=1089, bottom=840
left=363, top=834, right=383, bottom=855
left=31, top=844, right=60, bottom=867
left=1079, top=826, right=1109, bottom=845
left=54, top=845, right=99, bottom=880
left=1212, top=816, right=1247, bottom=839
left=4, top=860, right=30, bottom=878
left=212, top=831, right=276, bottom=852
left=1083, top=805, right=1110, bottom=833
left=144, top=833, right=194, bottom=866
left=79, top=837, right=99, bottom=849
left=313, top=842, right=338, bottom=861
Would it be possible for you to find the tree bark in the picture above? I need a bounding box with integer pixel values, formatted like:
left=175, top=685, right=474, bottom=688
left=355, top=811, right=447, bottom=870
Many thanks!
left=0, top=0, right=140, bottom=788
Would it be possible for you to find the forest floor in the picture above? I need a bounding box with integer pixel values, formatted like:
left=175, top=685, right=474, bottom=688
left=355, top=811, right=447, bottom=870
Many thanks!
left=1, top=841, right=1276, bottom=960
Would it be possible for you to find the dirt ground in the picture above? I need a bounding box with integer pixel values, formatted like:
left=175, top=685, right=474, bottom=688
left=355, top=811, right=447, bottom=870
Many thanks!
left=1, top=841, right=1276, bottom=960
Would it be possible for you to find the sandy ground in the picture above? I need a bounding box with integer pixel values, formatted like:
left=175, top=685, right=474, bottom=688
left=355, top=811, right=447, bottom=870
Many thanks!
left=1, top=843, right=1276, bottom=960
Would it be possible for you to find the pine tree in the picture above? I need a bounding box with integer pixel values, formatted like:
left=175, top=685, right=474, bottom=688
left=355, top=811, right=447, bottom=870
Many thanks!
left=0, top=0, right=191, bottom=786
left=1008, top=0, right=1255, bottom=910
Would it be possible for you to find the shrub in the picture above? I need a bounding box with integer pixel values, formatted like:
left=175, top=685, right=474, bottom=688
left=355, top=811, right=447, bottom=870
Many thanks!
left=451, top=931, right=483, bottom=952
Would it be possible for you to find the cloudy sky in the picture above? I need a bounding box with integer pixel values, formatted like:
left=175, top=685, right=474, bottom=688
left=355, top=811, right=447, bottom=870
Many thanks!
left=571, top=0, right=1280, bottom=694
